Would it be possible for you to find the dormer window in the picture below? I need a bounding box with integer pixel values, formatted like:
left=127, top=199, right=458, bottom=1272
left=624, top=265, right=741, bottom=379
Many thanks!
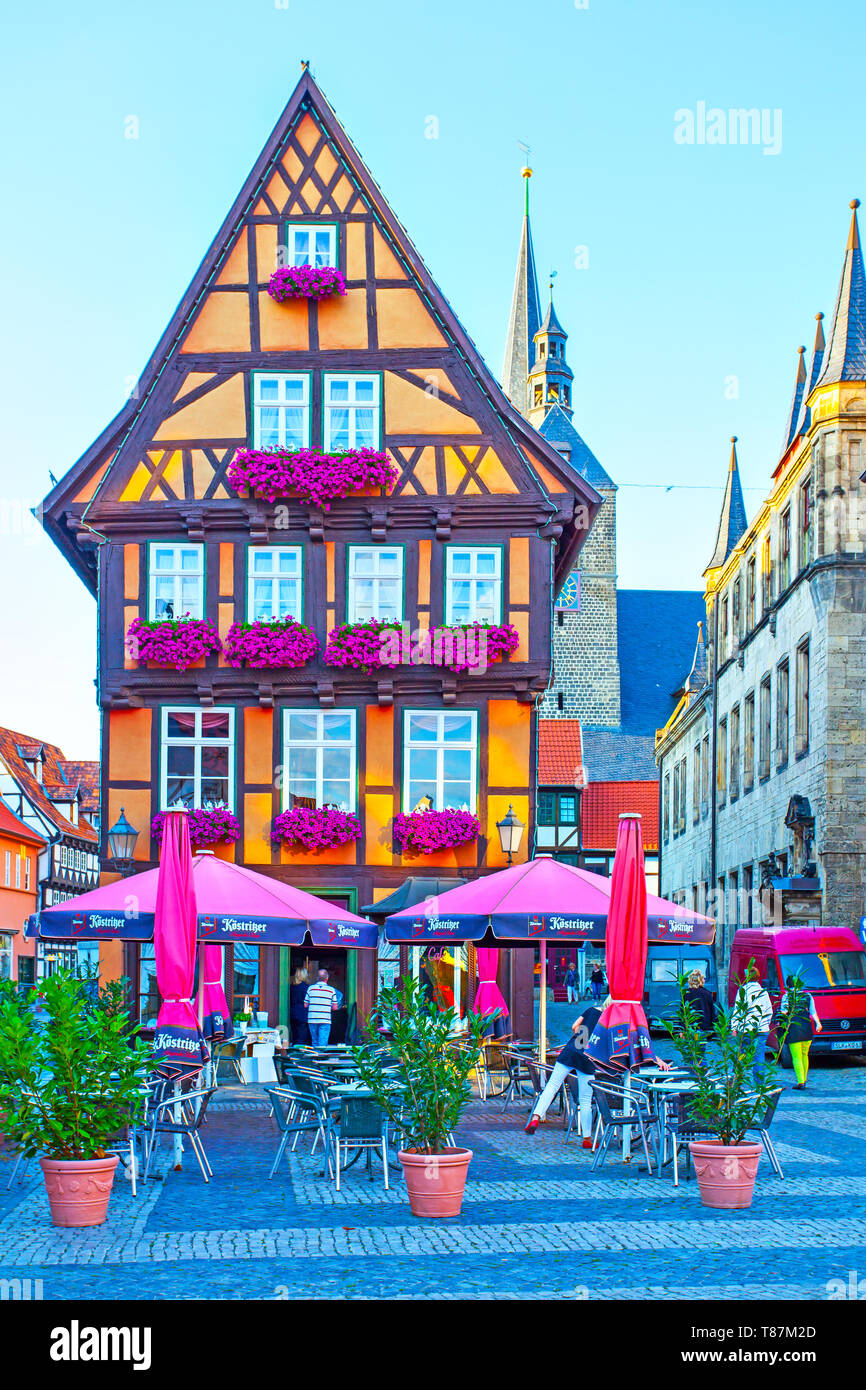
left=286, top=223, right=337, bottom=269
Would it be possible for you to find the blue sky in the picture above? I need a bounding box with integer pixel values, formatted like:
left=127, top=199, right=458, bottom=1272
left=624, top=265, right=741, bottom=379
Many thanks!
left=1, top=0, right=863, bottom=757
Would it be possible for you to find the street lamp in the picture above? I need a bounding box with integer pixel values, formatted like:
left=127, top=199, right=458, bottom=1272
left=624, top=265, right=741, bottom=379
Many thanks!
left=107, top=808, right=139, bottom=873
left=496, top=804, right=525, bottom=867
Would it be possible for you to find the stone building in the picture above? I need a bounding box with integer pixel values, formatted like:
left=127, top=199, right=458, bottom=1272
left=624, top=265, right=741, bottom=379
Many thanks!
left=656, top=202, right=866, bottom=968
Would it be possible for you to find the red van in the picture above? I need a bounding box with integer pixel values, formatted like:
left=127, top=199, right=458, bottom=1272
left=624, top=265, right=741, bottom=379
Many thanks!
left=727, top=925, right=866, bottom=1061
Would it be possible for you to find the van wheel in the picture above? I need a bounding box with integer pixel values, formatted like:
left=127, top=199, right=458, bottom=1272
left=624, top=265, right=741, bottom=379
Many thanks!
left=778, top=1043, right=793, bottom=1070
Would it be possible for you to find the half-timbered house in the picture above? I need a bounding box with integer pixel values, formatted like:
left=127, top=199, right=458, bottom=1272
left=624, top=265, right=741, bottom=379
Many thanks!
left=40, top=69, right=599, bottom=1033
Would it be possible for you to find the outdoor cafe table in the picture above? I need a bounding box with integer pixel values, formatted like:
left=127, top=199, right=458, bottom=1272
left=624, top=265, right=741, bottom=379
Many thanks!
left=636, top=1077, right=699, bottom=1178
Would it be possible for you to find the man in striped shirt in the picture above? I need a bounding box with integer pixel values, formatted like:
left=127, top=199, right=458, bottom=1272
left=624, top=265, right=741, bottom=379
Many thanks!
left=304, top=969, right=339, bottom=1046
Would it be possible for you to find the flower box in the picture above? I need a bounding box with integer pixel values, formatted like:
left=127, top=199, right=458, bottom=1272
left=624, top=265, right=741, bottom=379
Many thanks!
left=227, top=446, right=398, bottom=510
left=393, top=809, right=480, bottom=856
left=126, top=616, right=222, bottom=672
left=152, top=807, right=241, bottom=850
left=271, top=807, right=362, bottom=852
left=267, top=265, right=346, bottom=301
left=223, top=617, right=320, bottom=669
left=323, top=619, right=403, bottom=673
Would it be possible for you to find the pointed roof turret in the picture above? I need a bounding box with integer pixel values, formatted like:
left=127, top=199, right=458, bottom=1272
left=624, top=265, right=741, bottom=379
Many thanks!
left=501, top=168, right=542, bottom=411
left=781, top=345, right=807, bottom=455
left=539, top=283, right=567, bottom=338
left=672, top=621, right=708, bottom=699
left=705, top=437, right=748, bottom=572
left=815, top=200, right=866, bottom=387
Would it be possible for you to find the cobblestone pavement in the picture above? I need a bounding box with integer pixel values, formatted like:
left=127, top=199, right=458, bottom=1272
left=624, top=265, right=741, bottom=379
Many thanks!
left=1, top=1046, right=865, bottom=1301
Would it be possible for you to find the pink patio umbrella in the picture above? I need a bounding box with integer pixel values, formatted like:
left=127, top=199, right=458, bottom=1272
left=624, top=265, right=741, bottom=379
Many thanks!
left=471, top=947, right=509, bottom=1037
left=585, top=813, right=654, bottom=1070
left=152, top=811, right=209, bottom=1071
left=198, top=942, right=234, bottom=1043
left=30, top=852, right=377, bottom=949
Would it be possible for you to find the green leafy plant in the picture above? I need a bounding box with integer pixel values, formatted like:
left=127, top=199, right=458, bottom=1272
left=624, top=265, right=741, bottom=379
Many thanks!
left=351, top=975, right=490, bottom=1155
left=0, top=970, right=152, bottom=1161
left=665, top=963, right=805, bottom=1145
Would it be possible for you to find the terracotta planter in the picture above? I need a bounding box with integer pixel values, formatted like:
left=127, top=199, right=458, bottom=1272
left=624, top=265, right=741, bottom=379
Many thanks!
left=688, top=1140, right=763, bottom=1209
left=398, top=1147, right=473, bottom=1218
left=39, top=1155, right=119, bottom=1227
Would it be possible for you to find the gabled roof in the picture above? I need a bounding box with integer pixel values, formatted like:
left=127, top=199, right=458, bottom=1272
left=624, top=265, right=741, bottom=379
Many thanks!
left=0, top=800, right=46, bottom=847
left=0, top=728, right=99, bottom=844
left=815, top=200, right=866, bottom=388
left=617, top=589, right=707, bottom=736
left=581, top=780, right=659, bottom=852
left=41, top=72, right=599, bottom=594
left=57, top=761, right=100, bottom=816
left=537, top=405, right=615, bottom=490
left=705, top=437, right=748, bottom=572
left=537, top=719, right=584, bottom=787
left=502, top=173, right=542, bottom=407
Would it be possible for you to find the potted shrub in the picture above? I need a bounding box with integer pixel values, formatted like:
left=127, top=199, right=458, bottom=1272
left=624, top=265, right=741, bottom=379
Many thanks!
left=234, top=1011, right=252, bottom=1035
left=351, top=976, right=490, bottom=1218
left=0, top=972, right=151, bottom=1227
left=667, top=971, right=804, bottom=1209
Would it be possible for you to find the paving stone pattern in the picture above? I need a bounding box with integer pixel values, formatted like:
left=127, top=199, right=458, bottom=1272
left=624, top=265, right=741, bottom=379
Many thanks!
left=1, top=1050, right=865, bottom=1301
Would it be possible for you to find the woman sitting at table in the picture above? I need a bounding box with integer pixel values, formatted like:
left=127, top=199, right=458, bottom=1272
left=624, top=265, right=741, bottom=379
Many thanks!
left=524, top=1003, right=670, bottom=1144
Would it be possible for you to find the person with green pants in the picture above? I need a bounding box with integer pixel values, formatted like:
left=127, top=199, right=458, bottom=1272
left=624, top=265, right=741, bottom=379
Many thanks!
left=780, top=976, right=822, bottom=1089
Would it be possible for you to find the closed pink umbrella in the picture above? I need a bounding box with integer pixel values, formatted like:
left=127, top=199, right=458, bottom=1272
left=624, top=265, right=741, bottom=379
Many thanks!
left=585, top=813, right=654, bottom=1069
left=152, top=811, right=209, bottom=1070
left=472, top=947, right=509, bottom=1036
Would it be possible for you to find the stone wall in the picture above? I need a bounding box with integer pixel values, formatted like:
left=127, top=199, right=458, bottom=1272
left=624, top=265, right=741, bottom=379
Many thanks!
left=541, top=488, right=621, bottom=723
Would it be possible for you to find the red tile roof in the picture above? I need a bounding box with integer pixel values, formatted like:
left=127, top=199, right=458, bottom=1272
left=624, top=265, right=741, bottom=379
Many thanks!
left=581, top=781, right=660, bottom=852
left=0, top=800, right=45, bottom=846
left=0, top=728, right=99, bottom=844
left=538, top=720, right=585, bottom=788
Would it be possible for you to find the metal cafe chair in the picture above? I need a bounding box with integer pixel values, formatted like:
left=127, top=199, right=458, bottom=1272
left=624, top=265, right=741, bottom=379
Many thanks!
left=589, top=1080, right=659, bottom=1175
left=265, top=1085, right=333, bottom=1180
left=327, top=1095, right=390, bottom=1193
left=740, top=1086, right=785, bottom=1179
left=142, top=1085, right=216, bottom=1184
left=656, top=1090, right=715, bottom=1185
left=212, top=1038, right=245, bottom=1086
left=500, top=1050, right=536, bottom=1112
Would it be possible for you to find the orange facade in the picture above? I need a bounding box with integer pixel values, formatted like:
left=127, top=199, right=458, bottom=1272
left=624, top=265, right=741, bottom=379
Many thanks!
left=42, top=71, right=598, bottom=1029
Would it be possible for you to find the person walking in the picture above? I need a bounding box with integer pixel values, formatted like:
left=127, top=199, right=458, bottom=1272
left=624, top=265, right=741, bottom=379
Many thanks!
left=304, top=968, right=339, bottom=1047
left=731, top=964, right=774, bottom=1085
left=590, top=965, right=605, bottom=1002
left=289, top=966, right=310, bottom=1045
left=683, top=968, right=717, bottom=1035
left=564, top=965, right=578, bottom=1005
left=779, top=975, right=822, bottom=1090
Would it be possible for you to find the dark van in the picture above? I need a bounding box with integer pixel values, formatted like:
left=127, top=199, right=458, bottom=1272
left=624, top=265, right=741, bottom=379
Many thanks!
left=644, top=942, right=718, bottom=1030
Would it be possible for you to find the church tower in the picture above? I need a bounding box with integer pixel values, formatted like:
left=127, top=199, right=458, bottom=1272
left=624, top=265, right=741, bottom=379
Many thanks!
left=502, top=175, right=621, bottom=726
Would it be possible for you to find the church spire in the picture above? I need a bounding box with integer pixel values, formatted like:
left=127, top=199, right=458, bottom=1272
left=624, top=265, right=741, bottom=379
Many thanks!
left=705, top=437, right=748, bottom=573
left=780, top=344, right=807, bottom=456
left=501, top=167, right=542, bottom=413
left=815, top=199, right=866, bottom=387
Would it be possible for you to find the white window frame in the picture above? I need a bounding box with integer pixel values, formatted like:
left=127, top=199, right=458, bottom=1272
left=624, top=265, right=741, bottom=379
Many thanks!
left=286, top=222, right=337, bottom=268
left=148, top=542, right=204, bottom=621
left=445, top=546, right=503, bottom=625
left=347, top=546, right=404, bottom=623
left=246, top=546, right=304, bottom=622
left=3, top=851, right=9, bottom=887
left=15, top=854, right=21, bottom=889
left=281, top=709, right=357, bottom=814
left=25, top=856, right=31, bottom=891
left=323, top=374, right=381, bottom=452
left=252, top=372, right=311, bottom=452
left=285, top=223, right=337, bottom=269
left=160, top=707, right=236, bottom=812
left=402, top=710, right=478, bottom=813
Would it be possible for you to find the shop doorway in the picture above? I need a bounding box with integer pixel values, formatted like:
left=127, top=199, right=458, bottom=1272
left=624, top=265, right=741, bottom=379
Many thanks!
left=286, top=887, right=358, bottom=1044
